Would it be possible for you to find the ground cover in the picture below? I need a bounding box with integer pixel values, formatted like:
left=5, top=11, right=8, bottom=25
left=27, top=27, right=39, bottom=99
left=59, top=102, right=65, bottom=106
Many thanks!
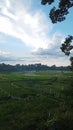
left=0, top=71, right=73, bottom=130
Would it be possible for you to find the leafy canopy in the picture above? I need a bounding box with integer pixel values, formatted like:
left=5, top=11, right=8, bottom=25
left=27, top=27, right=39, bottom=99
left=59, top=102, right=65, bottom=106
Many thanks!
left=41, top=0, right=73, bottom=70
left=41, top=0, right=73, bottom=23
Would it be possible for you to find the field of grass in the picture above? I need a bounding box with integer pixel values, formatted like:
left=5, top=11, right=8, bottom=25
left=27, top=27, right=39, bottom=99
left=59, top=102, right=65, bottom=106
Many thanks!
left=0, top=71, right=73, bottom=130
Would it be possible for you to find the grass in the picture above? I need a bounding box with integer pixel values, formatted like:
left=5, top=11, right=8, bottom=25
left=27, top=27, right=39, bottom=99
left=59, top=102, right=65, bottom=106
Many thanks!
left=0, top=71, right=73, bottom=130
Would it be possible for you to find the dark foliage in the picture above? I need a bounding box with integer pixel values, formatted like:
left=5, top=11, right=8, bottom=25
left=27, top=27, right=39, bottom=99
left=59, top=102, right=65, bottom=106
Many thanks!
left=0, top=63, right=69, bottom=73
left=70, top=57, right=73, bottom=70
left=41, top=0, right=73, bottom=23
left=41, top=0, right=54, bottom=5
left=41, top=0, right=73, bottom=70
left=61, top=35, right=73, bottom=70
left=61, top=35, right=73, bottom=56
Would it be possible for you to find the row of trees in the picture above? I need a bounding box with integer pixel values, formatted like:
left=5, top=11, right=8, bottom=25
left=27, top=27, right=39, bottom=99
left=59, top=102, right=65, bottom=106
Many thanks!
left=0, top=63, right=69, bottom=73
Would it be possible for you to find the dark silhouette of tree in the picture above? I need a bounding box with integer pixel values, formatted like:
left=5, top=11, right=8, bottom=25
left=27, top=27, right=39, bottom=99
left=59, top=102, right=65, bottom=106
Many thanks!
left=41, top=0, right=73, bottom=70
left=0, top=63, right=69, bottom=73
left=41, top=0, right=73, bottom=23
left=61, top=35, right=73, bottom=70
left=60, top=36, right=73, bottom=56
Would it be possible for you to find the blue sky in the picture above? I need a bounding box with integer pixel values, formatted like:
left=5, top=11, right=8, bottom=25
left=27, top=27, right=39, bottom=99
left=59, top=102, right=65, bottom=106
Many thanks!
left=0, top=0, right=73, bottom=66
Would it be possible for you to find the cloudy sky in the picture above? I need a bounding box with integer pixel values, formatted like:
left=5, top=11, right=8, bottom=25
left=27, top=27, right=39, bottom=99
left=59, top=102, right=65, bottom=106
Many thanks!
left=0, top=0, right=73, bottom=66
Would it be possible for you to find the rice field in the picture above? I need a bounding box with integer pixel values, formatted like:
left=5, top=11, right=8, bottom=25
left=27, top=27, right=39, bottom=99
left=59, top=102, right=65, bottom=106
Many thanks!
left=0, top=71, right=73, bottom=130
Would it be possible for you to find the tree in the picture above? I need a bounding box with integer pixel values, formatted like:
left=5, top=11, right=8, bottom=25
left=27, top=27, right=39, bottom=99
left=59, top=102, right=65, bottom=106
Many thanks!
left=41, top=0, right=73, bottom=23
left=41, top=0, right=73, bottom=70
left=61, top=35, right=73, bottom=70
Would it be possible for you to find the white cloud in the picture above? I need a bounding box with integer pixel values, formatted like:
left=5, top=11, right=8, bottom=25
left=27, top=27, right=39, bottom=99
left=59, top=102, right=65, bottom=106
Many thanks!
left=0, top=50, right=10, bottom=56
left=0, top=0, right=52, bottom=49
left=32, top=34, right=64, bottom=56
left=0, top=0, right=70, bottom=66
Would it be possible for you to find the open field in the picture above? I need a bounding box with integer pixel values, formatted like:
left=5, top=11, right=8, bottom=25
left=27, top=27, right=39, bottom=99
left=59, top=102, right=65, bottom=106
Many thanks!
left=0, top=71, right=73, bottom=130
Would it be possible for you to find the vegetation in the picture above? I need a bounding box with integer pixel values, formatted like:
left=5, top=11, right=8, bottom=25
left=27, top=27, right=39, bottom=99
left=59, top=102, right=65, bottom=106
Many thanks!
left=0, top=63, right=69, bottom=73
left=61, top=35, right=73, bottom=71
left=0, top=71, right=73, bottom=130
left=41, top=0, right=73, bottom=23
left=41, top=0, right=73, bottom=70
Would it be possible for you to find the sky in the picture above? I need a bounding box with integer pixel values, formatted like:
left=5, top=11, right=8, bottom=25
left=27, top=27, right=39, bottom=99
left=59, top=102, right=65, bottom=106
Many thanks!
left=0, top=0, right=73, bottom=66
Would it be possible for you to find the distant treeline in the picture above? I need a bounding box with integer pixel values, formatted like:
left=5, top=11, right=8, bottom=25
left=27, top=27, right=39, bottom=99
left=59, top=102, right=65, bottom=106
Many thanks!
left=0, top=63, right=70, bottom=73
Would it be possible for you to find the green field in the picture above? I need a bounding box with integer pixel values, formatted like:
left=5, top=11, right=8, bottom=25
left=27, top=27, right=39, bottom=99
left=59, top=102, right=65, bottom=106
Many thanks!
left=0, top=71, right=73, bottom=130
